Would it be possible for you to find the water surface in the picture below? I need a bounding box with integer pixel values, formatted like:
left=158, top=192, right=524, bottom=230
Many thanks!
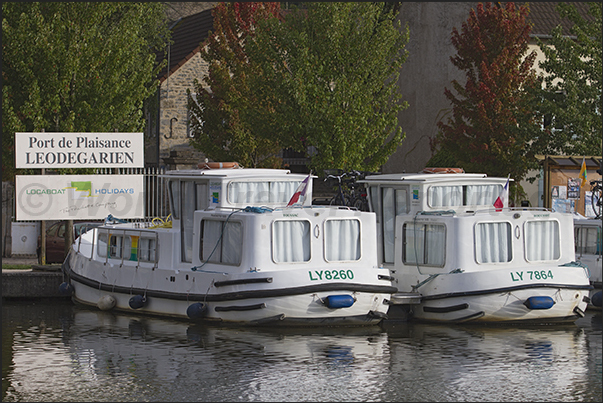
left=2, top=300, right=601, bottom=402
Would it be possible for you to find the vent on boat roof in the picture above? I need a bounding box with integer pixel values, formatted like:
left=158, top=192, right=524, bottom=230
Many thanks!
left=421, top=167, right=465, bottom=174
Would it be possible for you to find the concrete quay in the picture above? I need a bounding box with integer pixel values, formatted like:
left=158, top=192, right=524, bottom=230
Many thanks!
left=2, top=256, right=68, bottom=299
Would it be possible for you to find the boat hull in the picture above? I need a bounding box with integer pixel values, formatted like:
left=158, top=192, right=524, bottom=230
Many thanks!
left=64, top=250, right=395, bottom=326
left=394, top=266, right=591, bottom=324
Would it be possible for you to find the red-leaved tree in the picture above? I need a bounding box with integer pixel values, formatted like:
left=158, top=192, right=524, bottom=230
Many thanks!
left=188, top=2, right=283, bottom=168
left=431, top=2, right=542, bottom=198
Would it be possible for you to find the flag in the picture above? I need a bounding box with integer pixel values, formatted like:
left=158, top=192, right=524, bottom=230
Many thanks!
left=579, top=157, right=587, bottom=187
left=287, top=174, right=311, bottom=207
left=494, top=176, right=510, bottom=212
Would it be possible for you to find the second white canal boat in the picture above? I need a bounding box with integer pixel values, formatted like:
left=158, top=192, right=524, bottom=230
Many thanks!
left=361, top=169, right=592, bottom=324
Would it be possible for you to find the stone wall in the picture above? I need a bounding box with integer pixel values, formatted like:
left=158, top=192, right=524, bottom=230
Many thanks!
left=157, top=51, right=208, bottom=170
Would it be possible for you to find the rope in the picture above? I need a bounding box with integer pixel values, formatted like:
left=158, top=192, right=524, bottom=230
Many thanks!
left=412, top=268, right=463, bottom=291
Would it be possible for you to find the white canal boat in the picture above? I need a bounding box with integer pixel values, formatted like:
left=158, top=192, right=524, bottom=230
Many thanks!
left=360, top=169, right=592, bottom=324
left=574, top=216, right=602, bottom=310
left=61, top=164, right=395, bottom=326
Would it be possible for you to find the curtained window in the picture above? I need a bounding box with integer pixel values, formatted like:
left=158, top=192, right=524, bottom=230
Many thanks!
left=403, top=222, right=446, bottom=266
left=229, top=181, right=301, bottom=204
left=325, top=219, right=361, bottom=261
left=475, top=222, right=512, bottom=263
left=273, top=220, right=311, bottom=262
left=428, top=184, right=502, bottom=208
left=525, top=220, right=560, bottom=261
left=200, top=220, right=243, bottom=265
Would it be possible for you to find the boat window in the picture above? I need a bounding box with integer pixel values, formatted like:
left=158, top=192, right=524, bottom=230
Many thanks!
left=228, top=181, right=301, bottom=204
left=169, top=180, right=180, bottom=219
left=465, top=185, right=500, bottom=206
left=98, top=231, right=109, bottom=257
left=200, top=219, right=242, bottom=265
left=475, top=222, right=512, bottom=263
left=428, top=185, right=501, bottom=208
left=103, top=234, right=130, bottom=259
left=525, top=220, right=560, bottom=261
left=403, top=222, right=446, bottom=266
left=272, top=220, right=310, bottom=263
left=181, top=181, right=196, bottom=263
left=429, top=185, right=463, bottom=207
left=383, top=187, right=395, bottom=263
left=575, top=225, right=602, bottom=256
left=196, top=182, right=208, bottom=210
left=137, top=237, right=158, bottom=262
left=324, top=219, right=361, bottom=261
left=382, top=187, right=407, bottom=263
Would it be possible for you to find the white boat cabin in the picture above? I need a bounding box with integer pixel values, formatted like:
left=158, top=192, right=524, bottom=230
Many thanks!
left=162, top=168, right=312, bottom=264
left=360, top=172, right=509, bottom=266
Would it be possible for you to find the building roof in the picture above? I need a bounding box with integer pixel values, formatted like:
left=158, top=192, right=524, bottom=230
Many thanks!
left=523, top=2, right=594, bottom=37
left=157, top=7, right=214, bottom=83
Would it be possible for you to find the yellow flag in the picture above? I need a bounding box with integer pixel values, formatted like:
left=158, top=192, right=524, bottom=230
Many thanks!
left=579, top=157, right=587, bottom=187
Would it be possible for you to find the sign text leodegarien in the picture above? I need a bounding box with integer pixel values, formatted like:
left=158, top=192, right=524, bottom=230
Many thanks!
left=15, top=132, right=144, bottom=168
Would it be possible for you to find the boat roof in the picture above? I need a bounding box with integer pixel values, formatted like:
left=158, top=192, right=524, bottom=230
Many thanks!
left=160, top=168, right=314, bottom=180
left=360, top=172, right=511, bottom=185
left=573, top=216, right=602, bottom=226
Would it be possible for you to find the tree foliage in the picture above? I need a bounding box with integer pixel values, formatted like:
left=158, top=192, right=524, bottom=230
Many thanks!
left=535, top=2, right=602, bottom=156
left=188, top=2, right=283, bottom=168
left=249, top=2, right=409, bottom=175
left=431, top=2, right=542, bottom=197
left=190, top=2, right=409, bottom=175
left=2, top=2, right=170, bottom=181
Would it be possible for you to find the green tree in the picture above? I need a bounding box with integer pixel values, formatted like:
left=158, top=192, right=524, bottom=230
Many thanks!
left=188, top=2, right=283, bottom=168
left=431, top=2, right=542, bottom=199
left=2, top=2, right=170, bottom=181
left=535, top=2, right=602, bottom=156
left=248, top=2, right=409, bottom=175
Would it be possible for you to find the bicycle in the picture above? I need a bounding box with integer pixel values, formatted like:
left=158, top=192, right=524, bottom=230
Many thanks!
left=323, top=170, right=370, bottom=211
left=590, top=179, right=602, bottom=219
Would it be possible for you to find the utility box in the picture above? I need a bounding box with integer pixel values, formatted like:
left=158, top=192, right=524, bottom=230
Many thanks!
left=10, top=221, right=40, bottom=257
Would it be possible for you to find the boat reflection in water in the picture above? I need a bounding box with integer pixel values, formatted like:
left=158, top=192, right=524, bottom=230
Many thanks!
left=3, top=302, right=600, bottom=402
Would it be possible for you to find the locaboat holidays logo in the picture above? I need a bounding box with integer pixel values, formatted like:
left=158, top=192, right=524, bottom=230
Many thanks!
left=17, top=175, right=143, bottom=220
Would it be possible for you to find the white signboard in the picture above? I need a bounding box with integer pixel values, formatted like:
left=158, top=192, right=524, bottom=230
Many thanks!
left=15, top=132, right=144, bottom=168
left=16, top=175, right=145, bottom=221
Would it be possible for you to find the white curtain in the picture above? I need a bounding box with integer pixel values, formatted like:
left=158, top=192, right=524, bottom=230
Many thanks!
left=201, top=220, right=242, bottom=264
left=404, top=223, right=445, bottom=266
left=526, top=220, right=560, bottom=261
left=201, top=220, right=223, bottom=262
left=229, top=181, right=301, bottom=204
left=475, top=222, right=512, bottom=263
left=138, top=237, right=157, bottom=262
left=170, top=180, right=180, bottom=219
left=221, top=222, right=242, bottom=264
left=273, top=220, right=310, bottom=262
left=325, top=219, right=361, bottom=261
left=383, top=187, right=395, bottom=263
left=466, top=185, right=501, bottom=206
left=429, top=186, right=462, bottom=207
left=181, top=181, right=196, bottom=262
left=196, top=182, right=208, bottom=210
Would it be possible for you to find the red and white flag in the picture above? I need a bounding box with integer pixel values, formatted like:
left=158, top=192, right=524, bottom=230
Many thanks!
left=287, top=174, right=311, bottom=207
left=494, top=176, right=510, bottom=212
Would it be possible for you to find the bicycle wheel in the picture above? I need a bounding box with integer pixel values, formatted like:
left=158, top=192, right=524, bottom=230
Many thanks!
left=352, top=197, right=367, bottom=211
left=592, top=184, right=602, bottom=218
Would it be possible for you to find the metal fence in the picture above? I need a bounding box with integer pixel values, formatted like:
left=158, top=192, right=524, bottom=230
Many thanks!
left=94, top=167, right=169, bottom=222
